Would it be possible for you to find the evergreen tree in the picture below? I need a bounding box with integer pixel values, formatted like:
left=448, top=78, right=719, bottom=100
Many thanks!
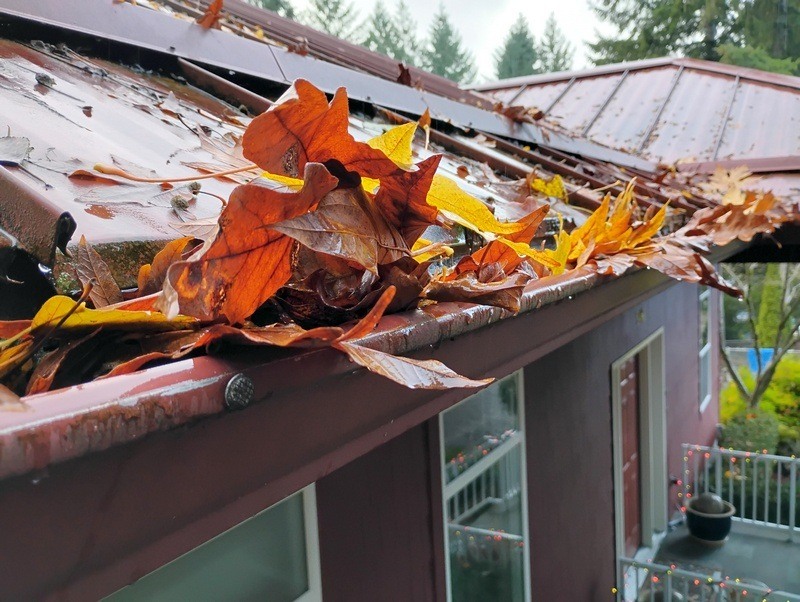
left=393, top=0, right=419, bottom=65
left=493, top=16, right=539, bottom=79
left=421, top=6, right=477, bottom=83
left=538, top=13, right=574, bottom=72
left=742, top=0, right=800, bottom=60
left=361, top=1, right=404, bottom=59
left=304, top=0, right=359, bottom=41
left=718, top=43, right=800, bottom=75
left=588, top=0, right=743, bottom=64
left=248, top=0, right=295, bottom=20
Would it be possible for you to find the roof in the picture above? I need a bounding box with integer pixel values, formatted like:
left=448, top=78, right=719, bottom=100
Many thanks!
left=0, top=0, right=781, bottom=482
left=473, top=58, right=800, bottom=175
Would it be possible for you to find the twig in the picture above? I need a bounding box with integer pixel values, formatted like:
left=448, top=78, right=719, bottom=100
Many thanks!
left=93, top=163, right=259, bottom=183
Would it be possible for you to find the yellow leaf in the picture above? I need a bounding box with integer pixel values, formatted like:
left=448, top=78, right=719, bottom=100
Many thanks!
left=530, top=174, right=567, bottom=200
left=496, top=239, right=562, bottom=270
left=0, top=339, right=32, bottom=379
left=367, top=123, right=417, bottom=169
left=569, top=194, right=610, bottom=260
left=411, top=237, right=453, bottom=263
left=427, top=175, right=528, bottom=237
left=31, top=296, right=196, bottom=332
left=543, top=229, right=572, bottom=275
left=261, top=172, right=304, bottom=191
left=628, top=203, right=668, bottom=248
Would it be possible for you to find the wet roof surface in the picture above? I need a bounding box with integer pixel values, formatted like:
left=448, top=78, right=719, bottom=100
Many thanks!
left=476, top=58, right=800, bottom=166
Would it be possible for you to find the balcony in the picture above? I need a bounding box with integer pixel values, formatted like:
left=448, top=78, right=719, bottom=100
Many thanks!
left=618, top=445, right=800, bottom=600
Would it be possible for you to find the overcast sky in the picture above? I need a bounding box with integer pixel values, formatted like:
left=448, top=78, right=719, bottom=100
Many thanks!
left=294, top=0, right=609, bottom=82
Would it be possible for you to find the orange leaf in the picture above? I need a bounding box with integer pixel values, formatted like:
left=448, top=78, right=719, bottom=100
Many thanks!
left=197, top=0, right=223, bottom=28
left=425, top=272, right=529, bottom=313
left=242, top=80, right=399, bottom=180
left=373, top=155, right=441, bottom=246
left=138, top=237, right=195, bottom=296
left=160, top=163, right=339, bottom=323
left=336, top=285, right=397, bottom=343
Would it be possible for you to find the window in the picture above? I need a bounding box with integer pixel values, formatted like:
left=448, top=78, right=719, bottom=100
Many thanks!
left=699, top=286, right=711, bottom=412
left=440, top=372, right=531, bottom=602
left=105, top=485, right=321, bottom=602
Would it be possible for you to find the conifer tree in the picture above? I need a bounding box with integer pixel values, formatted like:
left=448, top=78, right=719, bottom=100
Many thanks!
left=362, top=1, right=404, bottom=59
left=304, top=0, right=359, bottom=41
left=421, top=6, right=477, bottom=83
left=393, top=0, right=419, bottom=65
left=493, top=16, right=539, bottom=79
left=248, top=0, right=296, bottom=20
left=538, top=13, right=574, bottom=73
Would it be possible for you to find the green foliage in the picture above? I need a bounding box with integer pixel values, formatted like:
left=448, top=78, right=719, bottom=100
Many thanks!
left=359, top=1, right=418, bottom=65
left=742, top=0, right=800, bottom=60
left=719, top=409, right=780, bottom=454
left=247, top=0, right=296, bottom=19
left=756, top=264, right=784, bottom=347
left=718, top=44, right=800, bottom=75
left=421, top=6, right=476, bottom=84
left=493, top=16, right=539, bottom=80
left=538, top=13, right=574, bottom=73
left=304, top=0, right=359, bottom=41
left=720, top=356, right=800, bottom=454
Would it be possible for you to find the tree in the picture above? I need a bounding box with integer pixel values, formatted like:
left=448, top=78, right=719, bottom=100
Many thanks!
left=304, top=0, right=359, bottom=41
left=720, top=263, right=800, bottom=409
left=493, top=16, right=539, bottom=80
left=538, top=13, right=574, bottom=72
left=718, top=43, right=800, bottom=75
left=361, top=2, right=404, bottom=59
left=588, top=0, right=744, bottom=64
left=247, top=0, right=296, bottom=20
left=392, top=0, right=419, bottom=65
left=421, top=6, right=477, bottom=83
left=742, top=0, right=800, bottom=61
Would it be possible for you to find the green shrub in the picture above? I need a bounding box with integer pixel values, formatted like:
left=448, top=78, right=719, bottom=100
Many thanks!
left=719, top=410, right=780, bottom=454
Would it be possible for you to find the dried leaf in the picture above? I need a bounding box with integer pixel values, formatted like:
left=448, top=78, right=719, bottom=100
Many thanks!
left=75, top=236, right=123, bottom=307
left=334, top=340, right=492, bottom=389
left=26, top=329, right=102, bottom=395
left=197, top=0, right=223, bottom=28
left=0, top=339, right=32, bottom=379
left=425, top=272, right=528, bottom=312
left=242, top=80, right=398, bottom=179
left=0, top=320, right=31, bottom=339
left=160, top=163, right=338, bottom=323
left=529, top=174, right=567, bottom=200
left=699, top=166, right=760, bottom=205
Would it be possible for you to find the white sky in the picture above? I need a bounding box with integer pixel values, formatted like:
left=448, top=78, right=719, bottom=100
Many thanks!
left=293, top=0, right=609, bottom=82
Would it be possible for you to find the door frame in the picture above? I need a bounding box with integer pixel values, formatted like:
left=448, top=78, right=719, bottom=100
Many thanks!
left=611, top=328, right=668, bottom=562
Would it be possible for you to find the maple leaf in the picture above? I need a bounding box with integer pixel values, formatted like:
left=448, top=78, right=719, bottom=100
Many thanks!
left=699, top=166, right=760, bottom=205
left=242, top=80, right=399, bottom=180
left=367, top=123, right=417, bottom=169
left=529, top=174, right=567, bottom=200
left=160, top=163, right=339, bottom=323
left=75, top=236, right=123, bottom=308
left=197, top=0, right=223, bottom=28
left=425, top=272, right=529, bottom=313
left=137, top=237, right=196, bottom=297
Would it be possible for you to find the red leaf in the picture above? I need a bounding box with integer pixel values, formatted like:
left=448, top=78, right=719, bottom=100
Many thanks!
left=197, top=0, right=223, bottom=28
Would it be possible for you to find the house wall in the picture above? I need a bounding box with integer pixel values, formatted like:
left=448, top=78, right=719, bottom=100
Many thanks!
left=524, top=282, right=718, bottom=601
left=313, top=282, right=719, bottom=601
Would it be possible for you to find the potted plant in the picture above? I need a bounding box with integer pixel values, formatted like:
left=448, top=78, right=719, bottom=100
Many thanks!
left=685, top=492, right=736, bottom=545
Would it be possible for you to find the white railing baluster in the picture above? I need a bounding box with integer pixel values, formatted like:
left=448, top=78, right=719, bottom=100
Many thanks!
left=715, top=447, right=722, bottom=496
left=740, top=455, right=746, bottom=518
left=790, top=460, right=797, bottom=543
left=778, top=461, right=783, bottom=527
left=752, top=456, right=758, bottom=521
left=682, top=445, right=689, bottom=508
left=765, top=459, right=770, bottom=525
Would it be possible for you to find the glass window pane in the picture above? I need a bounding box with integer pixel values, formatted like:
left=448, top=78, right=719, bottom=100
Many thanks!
left=442, top=375, right=528, bottom=602
left=106, top=492, right=310, bottom=602
left=699, top=288, right=709, bottom=348
left=442, top=377, right=520, bottom=483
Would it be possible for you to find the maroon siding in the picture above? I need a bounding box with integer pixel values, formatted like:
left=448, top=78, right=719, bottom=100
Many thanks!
left=524, top=283, right=718, bottom=600
left=316, top=422, right=441, bottom=602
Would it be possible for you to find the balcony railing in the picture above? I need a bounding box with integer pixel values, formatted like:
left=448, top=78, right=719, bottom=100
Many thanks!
left=618, top=558, right=800, bottom=601
left=682, top=444, right=799, bottom=542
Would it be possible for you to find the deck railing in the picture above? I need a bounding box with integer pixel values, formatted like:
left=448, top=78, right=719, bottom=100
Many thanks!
left=682, top=444, right=800, bottom=542
left=618, top=558, right=800, bottom=601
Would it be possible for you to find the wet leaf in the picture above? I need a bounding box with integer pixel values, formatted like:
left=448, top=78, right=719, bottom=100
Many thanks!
left=137, top=237, right=195, bottom=297
left=31, top=296, right=195, bottom=332
left=529, top=174, right=567, bottom=200
left=0, top=339, right=32, bottom=379
left=75, top=236, right=123, bottom=307
left=160, top=163, right=339, bottom=323
left=334, top=340, right=492, bottom=389
left=425, top=272, right=529, bottom=313
left=367, top=123, right=416, bottom=169
left=0, top=136, right=32, bottom=166
left=26, top=329, right=102, bottom=395
left=242, top=80, right=398, bottom=179
left=699, top=166, right=759, bottom=205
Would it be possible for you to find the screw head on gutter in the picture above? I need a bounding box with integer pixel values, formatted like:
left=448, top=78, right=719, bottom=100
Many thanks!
left=224, top=374, right=254, bottom=411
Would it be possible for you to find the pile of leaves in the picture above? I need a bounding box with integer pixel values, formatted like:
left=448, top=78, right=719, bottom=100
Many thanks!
left=0, top=80, right=791, bottom=404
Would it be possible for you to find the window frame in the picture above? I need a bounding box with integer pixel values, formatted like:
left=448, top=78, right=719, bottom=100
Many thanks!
left=699, top=286, right=712, bottom=413
left=438, top=370, right=532, bottom=602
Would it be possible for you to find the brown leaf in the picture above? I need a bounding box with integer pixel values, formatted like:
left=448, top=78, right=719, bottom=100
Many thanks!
left=373, top=155, right=441, bottom=246
left=197, top=0, right=223, bottom=28
left=138, top=237, right=195, bottom=296
left=160, top=163, right=339, bottom=323
left=424, top=272, right=529, bottom=312
left=333, top=340, right=492, bottom=389
left=0, top=320, right=31, bottom=339
left=75, top=235, right=123, bottom=307
left=418, top=108, right=431, bottom=130
left=242, top=80, right=399, bottom=179
left=26, top=329, right=102, bottom=395
left=336, top=286, right=396, bottom=343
